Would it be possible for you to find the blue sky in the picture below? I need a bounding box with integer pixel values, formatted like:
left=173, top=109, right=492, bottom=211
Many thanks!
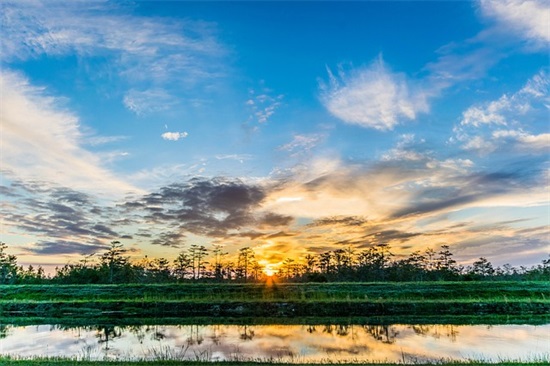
left=1, top=0, right=549, bottom=271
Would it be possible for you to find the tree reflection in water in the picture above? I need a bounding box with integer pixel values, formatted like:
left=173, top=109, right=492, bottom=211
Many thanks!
left=2, top=323, right=545, bottom=363
left=0, top=324, right=11, bottom=339
left=410, top=324, right=459, bottom=341
left=95, top=325, right=122, bottom=350
left=239, top=325, right=255, bottom=340
left=362, top=325, right=399, bottom=344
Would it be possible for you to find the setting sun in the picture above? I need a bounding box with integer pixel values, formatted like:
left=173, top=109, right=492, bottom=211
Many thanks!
left=263, top=268, right=276, bottom=277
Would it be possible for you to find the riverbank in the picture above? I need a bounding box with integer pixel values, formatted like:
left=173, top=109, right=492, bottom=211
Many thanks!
left=2, top=359, right=549, bottom=366
left=1, top=282, right=548, bottom=319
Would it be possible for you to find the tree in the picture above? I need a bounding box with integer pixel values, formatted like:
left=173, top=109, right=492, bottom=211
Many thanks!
left=100, top=241, right=128, bottom=283
left=470, top=257, right=494, bottom=278
left=304, top=254, right=317, bottom=274
left=436, top=245, right=459, bottom=280
left=318, top=252, right=333, bottom=274
left=196, top=246, right=209, bottom=279
left=173, top=252, right=192, bottom=280
left=237, top=247, right=255, bottom=282
left=188, top=245, right=208, bottom=279
left=0, top=242, right=18, bottom=284
left=211, top=245, right=227, bottom=280
left=280, top=258, right=295, bottom=279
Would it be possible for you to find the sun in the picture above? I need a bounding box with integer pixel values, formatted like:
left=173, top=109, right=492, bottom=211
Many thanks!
left=264, top=268, right=276, bottom=277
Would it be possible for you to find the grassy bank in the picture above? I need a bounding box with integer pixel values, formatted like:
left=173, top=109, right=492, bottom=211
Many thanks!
left=2, top=359, right=549, bottom=366
left=2, top=282, right=548, bottom=301
left=3, top=313, right=549, bottom=327
left=1, top=282, right=548, bottom=319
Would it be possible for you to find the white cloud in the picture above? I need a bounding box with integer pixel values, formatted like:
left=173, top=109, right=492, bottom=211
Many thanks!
left=215, top=154, right=253, bottom=162
left=123, top=89, right=178, bottom=116
left=320, top=58, right=429, bottom=130
left=480, top=0, right=550, bottom=47
left=492, top=129, right=550, bottom=152
left=454, top=70, right=550, bottom=154
left=279, top=133, right=325, bottom=154
left=460, top=70, right=549, bottom=127
left=460, top=97, right=511, bottom=127
left=161, top=131, right=189, bottom=141
left=245, top=87, right=283, bottom=125
left=381, top=134, right=428, bottom=162
left=85, top=135, right=128, bottom=146
left=0, top=70, right=139, bottom=196
left=1, top=1, right=225, bottom=112
left=2, top=1, right=223, bottom=62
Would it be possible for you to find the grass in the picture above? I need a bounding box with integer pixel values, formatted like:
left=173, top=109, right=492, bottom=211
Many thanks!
left=3, top=313, right=549, bottom=327
left=2, top=281, right=548, bottom=302
left=1, top=357, right=549, bottom=366
left=1, top=281, right=548, bottom=319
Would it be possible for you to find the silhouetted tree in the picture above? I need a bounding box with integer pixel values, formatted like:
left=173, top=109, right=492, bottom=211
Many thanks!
left=470, top=257, right=495, bottom=278
left=173, top=251, right=192, bottom=280
left=236, top=247, right=254, bottom=281
left=0, top=242, right=18, bottom=284
left=100, top=241, right=129, bottom=283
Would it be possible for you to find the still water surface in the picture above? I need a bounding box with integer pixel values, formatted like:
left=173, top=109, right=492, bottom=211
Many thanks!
left=1, top=323, right=548, bottom=362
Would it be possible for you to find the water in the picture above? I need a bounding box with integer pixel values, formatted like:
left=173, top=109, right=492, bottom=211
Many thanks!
left=1, top=323, right=548, bottom=362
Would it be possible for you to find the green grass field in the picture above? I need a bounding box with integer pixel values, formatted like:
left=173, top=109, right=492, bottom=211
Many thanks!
left=1, top=281, right=548, bottom=319
left=3, top=281, right=548, bottom=301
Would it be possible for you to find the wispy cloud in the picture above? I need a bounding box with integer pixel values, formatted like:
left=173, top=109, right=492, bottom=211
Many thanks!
left=381, top=134, right=428, bottom=162
left=245, top=85, right=284, bottom=125
left=279, top=133, right=326, bottom=156
left=84, top=135, right=128, bottom=146
left=0, top=70, right=139, bottom=196
left=215, top=154, right=253, bottom=162
left=161, top=131, right=189, bottom=141
left=320, top=58, right=429, bottom=130
left=123, top=88, right=179, bottom=116
left=479, top=0, right=550, bottom=48
left=2, top=0, right=226, bottom=112
left=453, top=69, right=549, bottom=154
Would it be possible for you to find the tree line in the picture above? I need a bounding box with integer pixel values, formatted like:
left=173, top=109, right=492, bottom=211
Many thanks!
left=0, top=241, right=548, bottom=284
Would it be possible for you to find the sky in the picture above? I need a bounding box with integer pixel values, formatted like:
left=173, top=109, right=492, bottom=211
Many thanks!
left=1, top=0, right=549, bottom=272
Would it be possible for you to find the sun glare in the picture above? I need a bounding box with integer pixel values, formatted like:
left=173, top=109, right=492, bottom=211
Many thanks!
left=264, top=268, right=275, bottom=277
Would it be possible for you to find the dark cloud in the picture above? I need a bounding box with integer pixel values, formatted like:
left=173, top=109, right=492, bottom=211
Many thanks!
left=391, top=194, right=482, bottom=219
left=151, top=231, right=186, bottom=247
left=123, top=177, right=266, bottom=241
left=27, top=241, right=109, bottom=255
left=50, top=187, right=91, bottom=205
left=310, top=216, right=368, bottom=227
left=361, top=230, right=421, bottom=244
left=263, top=231, right=297, bottom=239
left=390, top=163, right=545, bottom=219
left=229, top=231, right=265, bottom=240
left=259, top=213, right=294, bottom=227
left=0, top=185, right=21, bottom=198
left=1, top=178, right=121, bottom=243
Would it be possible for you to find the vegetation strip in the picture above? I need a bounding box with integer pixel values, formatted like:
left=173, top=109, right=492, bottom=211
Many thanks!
left=1, top=300, right=549, bottom=318
left=2, top=282, right=548, bottom=318
left=2, top=242, right=549, bottom=285
left=2, top=360, right=550, bottom=366
left=2, top=282, right=548, bottom=301
left=3, top=314, right=549, bottom=327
